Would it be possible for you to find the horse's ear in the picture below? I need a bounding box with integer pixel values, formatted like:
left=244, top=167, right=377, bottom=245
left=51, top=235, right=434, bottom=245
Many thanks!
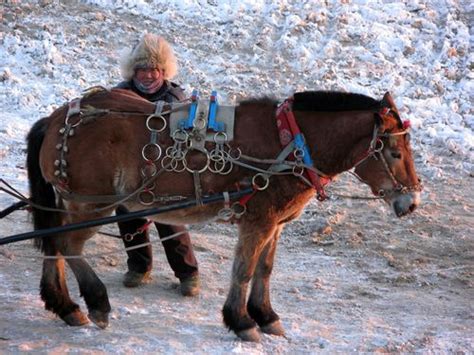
left=381, top=92, right=403, bottom=128
left=381, top=92, right=396, bottom=108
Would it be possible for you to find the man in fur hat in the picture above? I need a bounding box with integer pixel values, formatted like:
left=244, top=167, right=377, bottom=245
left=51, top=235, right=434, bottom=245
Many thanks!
left=115, top=34, right=200, bottom=296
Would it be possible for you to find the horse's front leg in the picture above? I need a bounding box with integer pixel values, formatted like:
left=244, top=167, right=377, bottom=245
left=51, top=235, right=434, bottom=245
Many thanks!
left=222, top=221, right=279, bottom=342
left=247, top=224, right=285, bottom=337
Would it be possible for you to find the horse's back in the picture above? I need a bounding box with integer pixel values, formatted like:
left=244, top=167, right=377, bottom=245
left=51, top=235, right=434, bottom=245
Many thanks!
left=39, top=90, right=155, bottom=194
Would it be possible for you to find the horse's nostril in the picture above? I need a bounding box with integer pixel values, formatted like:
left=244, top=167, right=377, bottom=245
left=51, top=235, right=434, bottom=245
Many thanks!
left=394, top=201, right=402, bottom=217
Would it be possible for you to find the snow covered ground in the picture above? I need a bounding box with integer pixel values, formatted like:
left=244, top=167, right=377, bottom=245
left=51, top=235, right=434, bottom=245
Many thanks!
left=0, top=0, right=473, bottom=353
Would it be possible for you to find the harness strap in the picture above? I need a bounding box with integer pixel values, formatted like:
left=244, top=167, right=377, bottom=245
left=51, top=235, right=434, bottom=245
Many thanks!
left=123, top=220, right=154, bottom=242
left=55, top=189, right=131, bottom=203
left=67, top=98, right=82, bottom=117
left=276, top=99, right=328, bottom=201
left=193, top=171, right=204, bottom=206
left=223, top=191, right=231, bottom=209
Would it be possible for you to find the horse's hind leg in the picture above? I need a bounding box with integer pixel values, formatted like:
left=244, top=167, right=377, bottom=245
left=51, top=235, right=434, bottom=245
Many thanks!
left=247, top=224, right=285, bottom=336
left=40, top=237, right=89, bottom=326
left=63, top=228, right=111, bottom=329
left=222, top=222, right=279, bottom=342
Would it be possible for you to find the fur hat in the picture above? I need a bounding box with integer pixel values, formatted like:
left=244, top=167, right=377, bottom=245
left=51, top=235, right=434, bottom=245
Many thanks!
left=120, top=33, right=178, bottom=80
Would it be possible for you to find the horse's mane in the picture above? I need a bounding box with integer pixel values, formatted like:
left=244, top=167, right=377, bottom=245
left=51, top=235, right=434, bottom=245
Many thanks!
left=293, top=91, right=381, bottom=112
left=238, top=97, right=278, bottom=107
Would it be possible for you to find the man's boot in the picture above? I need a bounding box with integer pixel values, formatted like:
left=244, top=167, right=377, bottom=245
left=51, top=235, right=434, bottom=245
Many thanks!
left=123, top=270, right=152, bottom=288
left=156, top=223, right=200, bottom=296
left=179, top=275, right=201, bottom=297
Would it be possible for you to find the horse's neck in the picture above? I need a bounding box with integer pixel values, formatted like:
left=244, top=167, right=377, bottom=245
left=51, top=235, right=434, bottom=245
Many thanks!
left=297, top=110, right=375, bottom=176
left=235, top=100, right=283, bottom=158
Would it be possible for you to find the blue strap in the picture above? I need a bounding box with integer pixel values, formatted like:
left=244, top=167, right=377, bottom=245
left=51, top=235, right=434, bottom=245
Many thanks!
left=180, top=89, right=199, bottom=129
left=294, top=133, right=314, bottom=167
left=207, top=90, right=224, bottom=132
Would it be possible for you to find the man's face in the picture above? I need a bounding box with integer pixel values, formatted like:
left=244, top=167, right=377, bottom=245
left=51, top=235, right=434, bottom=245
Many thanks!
left=135, top=67, right=162, bottom=85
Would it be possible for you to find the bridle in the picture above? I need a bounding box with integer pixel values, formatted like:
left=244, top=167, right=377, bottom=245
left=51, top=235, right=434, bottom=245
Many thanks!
left=352, top=108, right=423, bottom=198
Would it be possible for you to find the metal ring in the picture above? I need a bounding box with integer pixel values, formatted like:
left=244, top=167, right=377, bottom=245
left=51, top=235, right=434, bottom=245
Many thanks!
left=220, top=161, right=234, bottom=175
left=209, top=156, right=226, bottom=174
left=171, top=148, right=185, bottom=160
left=165, top=146, right=176, bottom=158
left=170, top=158, right=180, bottom=172
left=140, top=162, right=158, bottom=178
left=217, top=208, right=233, bottom=221
left=123, top=233, right=134, bottom=242
left=138, top=190, right=155, bottom=205
left=252, top=173, right=270, bottom=191
left=172, top=129, right=189, bottom=143
left=193, top=117, right=207, bottom=130
left=171, top=158, right=186, bottom=173
left=64, top=115, right=82, bottom=128
left=292, top=164, right=305, bottom=177
left=374, top=139, right=384, bottom=153
left=161, top=156, right=174, bottom=171
left=210, top=149, right=225, bottom=161
left=210, top=148, right=226, bottom=162
left=183, top=150, right=210, bottom=174
left=293, top=148, right=305, bottom=160
left=146, top=114, right=167, bottom=132
left=231, top=202, right=247, bottom=217
left=228, top=147, right=242, bottom=160
left=377, top=189, right=385, bottom=197
left=141, top=143, right=162, bottom=161
left=161, top=156, right=185, bottom=173
left=213, top=131, right=228, bottom=144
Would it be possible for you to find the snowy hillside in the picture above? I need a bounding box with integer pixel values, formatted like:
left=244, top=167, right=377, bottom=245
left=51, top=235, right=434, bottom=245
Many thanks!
left=0, top=0, right=472, bottom=353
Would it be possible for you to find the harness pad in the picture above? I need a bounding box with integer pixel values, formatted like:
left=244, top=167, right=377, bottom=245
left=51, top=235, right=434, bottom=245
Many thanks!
left=169, top=91, right=236, bottom=141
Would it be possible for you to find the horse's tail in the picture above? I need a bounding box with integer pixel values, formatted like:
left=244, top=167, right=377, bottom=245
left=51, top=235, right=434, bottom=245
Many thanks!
left=26, top=117, right=61, bottom=252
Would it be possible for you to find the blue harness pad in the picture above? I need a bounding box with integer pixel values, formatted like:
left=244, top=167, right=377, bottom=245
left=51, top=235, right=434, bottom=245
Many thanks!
left=173, top=90, right=235, bottom=141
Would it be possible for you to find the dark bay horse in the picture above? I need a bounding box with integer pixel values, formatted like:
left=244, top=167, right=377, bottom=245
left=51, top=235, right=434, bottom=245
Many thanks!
left=26, top=89, right=421, bottom=341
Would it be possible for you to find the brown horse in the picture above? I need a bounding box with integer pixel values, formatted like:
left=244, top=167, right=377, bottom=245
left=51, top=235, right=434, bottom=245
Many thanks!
left=26, top=88, right=421, bottom=342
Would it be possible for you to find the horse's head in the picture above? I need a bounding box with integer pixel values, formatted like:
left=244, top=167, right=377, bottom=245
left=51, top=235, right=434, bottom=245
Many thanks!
left=354, top=92, right=422, bottom=217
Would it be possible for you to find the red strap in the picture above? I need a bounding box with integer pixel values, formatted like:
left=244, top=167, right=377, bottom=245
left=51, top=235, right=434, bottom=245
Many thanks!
left=283, top=105, right=301, bottom=137
left=276, top=99, right=328, bottom=200
left=137, top=220, right=153, bottom=233
left=239, top=190, right=257, bottom=207
left=306, top=169, right=328, bottom=201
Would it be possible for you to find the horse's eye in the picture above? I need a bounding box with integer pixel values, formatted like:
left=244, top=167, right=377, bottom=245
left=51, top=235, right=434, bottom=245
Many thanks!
left=391, top=151, right=402, bottom=159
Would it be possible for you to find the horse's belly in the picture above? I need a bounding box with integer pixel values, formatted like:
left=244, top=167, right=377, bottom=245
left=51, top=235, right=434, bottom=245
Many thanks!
left=125, top=201, right=224, bottom=225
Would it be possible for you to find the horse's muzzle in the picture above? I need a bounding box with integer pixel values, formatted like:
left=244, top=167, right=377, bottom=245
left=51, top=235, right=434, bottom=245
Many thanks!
left=391, top=191, right=421, bottom=217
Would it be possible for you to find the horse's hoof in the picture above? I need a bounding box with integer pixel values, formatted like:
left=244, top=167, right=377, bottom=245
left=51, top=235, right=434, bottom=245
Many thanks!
left=62, top=310, right=89, bottom=326
left=260, top=320, right=285, bottom=336
left=236, top=327, right=261, bottom=342
left=88, top=310, right=109, bottom=329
